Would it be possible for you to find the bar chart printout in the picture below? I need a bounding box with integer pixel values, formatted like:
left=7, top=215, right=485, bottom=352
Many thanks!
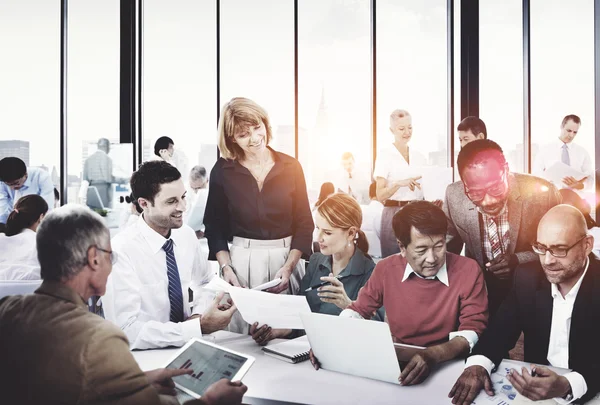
left=167, top=342, right=248, bottom=396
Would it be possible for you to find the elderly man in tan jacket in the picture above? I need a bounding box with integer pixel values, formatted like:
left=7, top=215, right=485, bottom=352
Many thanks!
left=0, top=205, right=246, bottom=405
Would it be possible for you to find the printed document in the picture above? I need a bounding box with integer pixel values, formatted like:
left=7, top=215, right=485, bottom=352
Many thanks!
left=228, top=287, right=312, bottom=329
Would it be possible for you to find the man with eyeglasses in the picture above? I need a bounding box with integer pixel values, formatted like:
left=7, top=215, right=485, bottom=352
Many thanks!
left=449, top=204, right=600, bottom=405
left=0, top=204, right=247, bottom=404
left=443, top=139, right=560, bottom=316
left=0, top=157, right=55, bottom=224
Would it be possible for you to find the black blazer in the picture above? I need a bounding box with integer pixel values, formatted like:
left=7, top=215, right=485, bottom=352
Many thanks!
left=473, top=255, right=600, bottom=403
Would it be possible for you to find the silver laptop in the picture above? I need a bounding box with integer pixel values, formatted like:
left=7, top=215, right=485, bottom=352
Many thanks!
left=300, top=312, right=401, bottom=384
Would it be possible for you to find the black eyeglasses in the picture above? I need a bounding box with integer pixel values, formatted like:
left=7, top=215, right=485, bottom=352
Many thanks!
left=463, top=169, right=508, bottom=202
left=94, top=246, right=118, bottom=264
left=531, top=234, right=587, bottom=258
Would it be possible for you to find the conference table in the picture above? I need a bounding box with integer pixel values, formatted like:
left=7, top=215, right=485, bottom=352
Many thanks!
left=133, top=331, right=600, bottom=405
left=132, top=331, right=467, bottom=405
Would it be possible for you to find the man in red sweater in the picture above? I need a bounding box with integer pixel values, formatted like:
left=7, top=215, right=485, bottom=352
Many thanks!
left=341, top=201, right=488, bottom=386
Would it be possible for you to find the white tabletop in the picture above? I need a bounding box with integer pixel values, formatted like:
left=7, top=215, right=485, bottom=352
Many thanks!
left=132, top=332, right=466, bottom=405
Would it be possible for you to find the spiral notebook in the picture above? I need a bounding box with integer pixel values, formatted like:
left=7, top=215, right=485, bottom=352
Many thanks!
left=262, top=336, right=311, bottom=364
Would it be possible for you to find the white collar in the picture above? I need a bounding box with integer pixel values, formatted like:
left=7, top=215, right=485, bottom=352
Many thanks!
left=555, top=138, right=572, bottom=149
left=550, top=257, right=589, bottom=300
left=137, top=214, right=175, bottom=254
left=402, top=260, right=449, bottom=287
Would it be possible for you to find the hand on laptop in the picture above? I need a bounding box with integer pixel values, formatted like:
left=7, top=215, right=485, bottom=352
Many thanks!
left=145, top=367, right=193, bottom=396
left=189, top=379, right=247, bottom=405
left=309, top=349, right=321, bottom=370
left=398, top=350, right=435, bottom=386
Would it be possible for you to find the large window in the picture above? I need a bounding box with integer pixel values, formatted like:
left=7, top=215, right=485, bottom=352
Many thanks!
left=220, top=0, right=295, bottom=158
left=0, top=1, right=60, bottom=188
left=143, top=0, right=218, bottom=182
left=298, top=0, right=372, bottom=205
left=479, top=0, right=524, bottom=173
left=377, top=0, right=449, bottom=169
left=67, top=0, right=122, bottom=211
left=530, top=0, right=595, bottom=206
left=453, top=0, right=461, bottom=176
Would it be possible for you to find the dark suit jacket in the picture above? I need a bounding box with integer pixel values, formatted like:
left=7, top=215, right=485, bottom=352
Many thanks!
left=473, top=257, right=600, bottom=403
left=444, top=173, right=560, bottom=267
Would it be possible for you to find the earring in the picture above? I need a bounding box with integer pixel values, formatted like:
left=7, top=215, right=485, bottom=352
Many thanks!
left=347, top=242, right=352, bottom=247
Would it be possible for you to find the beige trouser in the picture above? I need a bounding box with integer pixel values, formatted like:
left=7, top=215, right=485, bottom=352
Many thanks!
left=226, top=236, right=305, bottom=333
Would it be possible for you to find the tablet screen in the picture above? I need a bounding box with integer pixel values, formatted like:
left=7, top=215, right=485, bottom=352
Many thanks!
left=166, top=340, right=249, bottom=396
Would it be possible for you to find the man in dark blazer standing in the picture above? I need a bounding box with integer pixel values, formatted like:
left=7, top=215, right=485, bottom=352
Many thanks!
left=449, top=205, right=600, bottom=405
left=443, top=139, right=561, bottom=315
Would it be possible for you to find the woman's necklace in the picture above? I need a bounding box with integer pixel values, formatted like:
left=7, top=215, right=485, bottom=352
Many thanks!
left=244, top=153, right=272, bottom=187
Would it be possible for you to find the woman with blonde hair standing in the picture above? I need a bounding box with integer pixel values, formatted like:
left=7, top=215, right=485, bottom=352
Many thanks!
left=204, top=98, right=313, bottom=330
left=250, top=193, right=384, bottom=345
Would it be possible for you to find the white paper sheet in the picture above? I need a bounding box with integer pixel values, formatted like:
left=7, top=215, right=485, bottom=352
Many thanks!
left=251, top=278, right=282, bottom=291
left=542, top=161, right=588, bottom=188
left=228, top=288, right=312, bottom=329
left=472, top=359, right=569, bottom=405
left=419, top=166, right=454, bottom=201
left=202, top=276, right=233, bottom=293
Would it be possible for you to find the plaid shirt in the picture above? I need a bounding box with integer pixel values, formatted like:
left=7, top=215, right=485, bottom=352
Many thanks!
left=480, top=208, right=510, bottom=262
left=83, top=150, right=113, bottom=184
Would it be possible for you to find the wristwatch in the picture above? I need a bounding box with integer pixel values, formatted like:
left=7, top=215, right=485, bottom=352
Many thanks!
left=219, top=263, right=237, bottom=278
left=562, top=388, right=573, bottom=402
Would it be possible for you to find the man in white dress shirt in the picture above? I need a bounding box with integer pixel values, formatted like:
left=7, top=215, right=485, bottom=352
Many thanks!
left=185, top=165, right=209, bottom=238
left=360, top=182, right=384, bottom=258
left=449, top=205, right=600, bottom=404
left=0, top=157, right=54, bottom=224
left=532, top=114, right=592, bottom=192
left=335, top=152, right=369, bottom=204
left=103, top=161, right=236, bottom=350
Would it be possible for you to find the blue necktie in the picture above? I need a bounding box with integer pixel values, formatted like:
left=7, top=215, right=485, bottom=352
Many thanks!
left=561, top=144, right=570, bottom=166
left=162, top=239, right=184, bottom=323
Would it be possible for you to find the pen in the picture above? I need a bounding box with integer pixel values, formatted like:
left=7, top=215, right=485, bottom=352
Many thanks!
left=305, top=274, right=351, bottom=292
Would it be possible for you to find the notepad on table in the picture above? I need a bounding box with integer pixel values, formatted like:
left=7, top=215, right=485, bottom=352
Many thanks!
left=262, top=336, right=311, bottom=364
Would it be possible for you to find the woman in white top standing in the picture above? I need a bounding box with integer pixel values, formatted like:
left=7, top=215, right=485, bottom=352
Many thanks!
left=373, top=109, right=426, bottom=257
left=0, top=194, right=48, bottom=280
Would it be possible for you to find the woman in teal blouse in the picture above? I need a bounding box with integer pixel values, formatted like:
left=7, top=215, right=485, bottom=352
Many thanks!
left=250, top=193, right=384, bottom=345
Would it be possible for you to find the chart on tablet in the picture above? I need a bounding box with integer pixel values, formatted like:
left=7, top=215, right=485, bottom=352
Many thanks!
left=168, top=342, right=247, bottom=395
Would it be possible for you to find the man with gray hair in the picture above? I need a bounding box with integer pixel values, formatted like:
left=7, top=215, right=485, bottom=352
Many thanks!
left=186, top=165, right=209, bottom=237
left=0, top=205, right=247, bottom=405
left=82, top=138, right=128, bottom=209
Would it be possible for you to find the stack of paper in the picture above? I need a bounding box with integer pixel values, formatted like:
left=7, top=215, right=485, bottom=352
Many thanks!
left=543, top=161, right=587, bottom=188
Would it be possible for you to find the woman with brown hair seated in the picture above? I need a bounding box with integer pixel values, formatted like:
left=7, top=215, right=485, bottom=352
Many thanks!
left=250, top=193, right=384, bottom=345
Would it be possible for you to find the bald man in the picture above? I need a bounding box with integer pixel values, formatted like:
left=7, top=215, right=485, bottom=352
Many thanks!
left=449, top=205, right=600, bottom=405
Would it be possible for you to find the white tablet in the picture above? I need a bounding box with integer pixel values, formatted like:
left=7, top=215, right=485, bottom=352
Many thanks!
left=163, top=338, right=255, bottom=399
